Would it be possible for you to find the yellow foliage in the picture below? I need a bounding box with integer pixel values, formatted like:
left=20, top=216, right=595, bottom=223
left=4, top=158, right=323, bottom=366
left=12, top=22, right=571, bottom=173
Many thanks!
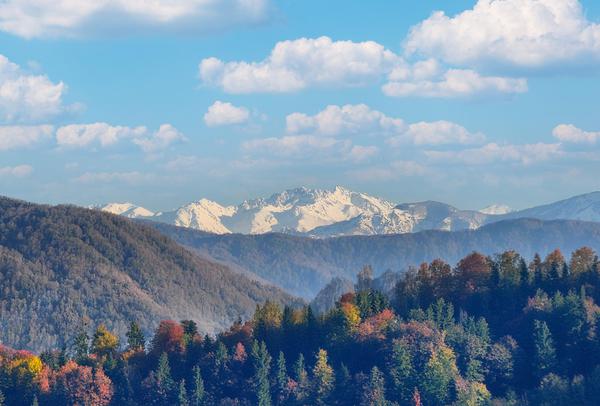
left=92, top=324, right=119, bottom=356
left=9, top=354, right=43, bottom=382
left=340, top=302, right=361, bottom=330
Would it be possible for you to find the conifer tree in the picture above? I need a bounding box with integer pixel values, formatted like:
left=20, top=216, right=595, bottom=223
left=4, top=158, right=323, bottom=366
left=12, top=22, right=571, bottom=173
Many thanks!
left=126, top=321, right=145, bottom=351
left=191, top=365, right=205, bottom=406
left=361, top=366, right=387, bottom=406
left=312, top=349, right=334, bottom=405
left=389, top=339, right=414, bottom=403
left=293, top=353, right=309, bottom=401
left=275, top=351, right=288, bottom=404
left=73, top=329, right=90, bottom=361
left=156, top=352, right=175, bottom=401
left=178, top=380, right=189, bottom=406
left=533, top=320, right=557, bottom=380
left=251, top=341, right=272, bottom=406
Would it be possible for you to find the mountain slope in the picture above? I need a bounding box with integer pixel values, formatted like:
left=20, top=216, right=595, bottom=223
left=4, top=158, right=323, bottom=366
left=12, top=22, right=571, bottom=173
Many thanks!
left=0, top=197, right=298, bottom=352
left=152, top=218, right=600, bottom=299
left=497, top=191, right=600, bottom=222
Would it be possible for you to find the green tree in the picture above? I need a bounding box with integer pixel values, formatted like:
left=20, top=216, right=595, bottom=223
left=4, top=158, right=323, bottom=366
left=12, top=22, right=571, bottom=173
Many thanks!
left=155, top=352, right=175, bottom=402
left=361, top=366, right=387, bottom=406
left=126, top=321, right=145, bottom=351
left=191, top=365, right=205, bottom=406
left=251, top=340, right=272, bottom=406
left=293, top=353, right=309, bottom=402
left=421, top=346, right=458, bottom=405
left=275, top=351, right=288, bottom=404
left=312, top=349, right=335, bottom=405
left=178, top=380, right=189, bottom=406
left=533, top=320, right=557, bottom=381
left=73, top=328, right=89, bottom=361
left=389, top=339, right=414, bottom=403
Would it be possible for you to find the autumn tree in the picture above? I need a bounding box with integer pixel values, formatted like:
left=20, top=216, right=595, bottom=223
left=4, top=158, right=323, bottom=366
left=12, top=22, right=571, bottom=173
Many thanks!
left=312, top=349, right=334, bottom=405
left=91, top=324, right=119, bottom=358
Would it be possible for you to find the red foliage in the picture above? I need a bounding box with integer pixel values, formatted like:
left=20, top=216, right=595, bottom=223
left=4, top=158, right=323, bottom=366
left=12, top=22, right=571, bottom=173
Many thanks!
left=52, top=361, right=113, bottom=406
left=456, top=252, right=491, bottom=296
left=339, top=292, right=356, bottom=304
left=233, top=342, right=247, bottom=363
left=357, top=309, right=396, bottom=341
left=151, top=320, right=185, bottom=355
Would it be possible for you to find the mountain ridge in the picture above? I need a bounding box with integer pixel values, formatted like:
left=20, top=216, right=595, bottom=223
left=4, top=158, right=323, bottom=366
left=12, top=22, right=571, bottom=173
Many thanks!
left=95, top=187, right=600, bottom=238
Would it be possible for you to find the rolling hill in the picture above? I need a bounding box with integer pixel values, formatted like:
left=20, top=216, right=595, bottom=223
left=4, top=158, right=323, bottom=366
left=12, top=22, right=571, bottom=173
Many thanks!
left=152, top=218, right=600, bottom=298
left=0, top=196, right=298, bottom=352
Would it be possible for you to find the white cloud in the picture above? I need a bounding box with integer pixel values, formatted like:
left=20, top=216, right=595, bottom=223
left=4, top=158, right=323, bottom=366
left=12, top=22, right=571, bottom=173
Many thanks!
left=403, top=121, right=486, bottom=146
left=286, top=104, right=484, bottom=146
left=383, top=68, right=527, bottom=98
left=348, top=145, right=379, bottom=162
left=0, top=54, right=72, bottom=122
left=0, top=125, right=53, bottom=150
left=349, top=160, right=428, bottom=181
left=0, top=0, right=271, bottom=39
left=425, top=142, right=563, bottom=165
left=204, top=101, right=250, bottom=127
left=74, top=171, right=155, bottom=184
left=553, top=124, right=600, bottom=144
left=199, top=36, right=399, bottom=93
left=56, top=122, right=184, bottom=152
left=0, top=164, right=33, bottom=177
left=132, top=124, right=185, bottom=153
left=286, top=104, right=405, bottom=136
left=405, top=0, right=600, bottom=68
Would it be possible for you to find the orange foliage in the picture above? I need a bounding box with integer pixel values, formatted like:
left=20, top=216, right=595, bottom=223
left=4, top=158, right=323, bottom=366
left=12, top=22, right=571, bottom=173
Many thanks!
left=357, top=309, right=396, bottom=341
left=151, top=320, right=185, bottom=355
left=52, top=361, right=113, bottom=406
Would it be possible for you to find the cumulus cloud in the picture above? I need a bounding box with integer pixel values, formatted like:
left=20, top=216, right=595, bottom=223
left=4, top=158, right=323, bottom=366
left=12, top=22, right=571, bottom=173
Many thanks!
left=56, top=122, right=184, bottom=152
left=0, top=125, right=53, bottom=150
left=0, top=0, right=271, bottom=39
left=425, top=142, right=563, bottom=165
left=0, top=164, right=33, bottom=177
left=553, top=124, right=600, bottom=144
left=286, top=104, right=484, bottom=146
left=0, top=55, right=73, bottom=122
left=349, top=160, right=427, bottom=181
left=204, top=101, right=250, bottom=127
left=199, top=36, right=399, bottom=93
left=405, top=0, right=600, bottom=68
left=286, top=104, right=405, bottom=136
left=383, top=68, right=527, bottom=98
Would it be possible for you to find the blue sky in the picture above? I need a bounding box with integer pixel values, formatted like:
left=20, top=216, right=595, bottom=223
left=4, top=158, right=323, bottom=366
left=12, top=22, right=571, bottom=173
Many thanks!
left=2, top=0, right=600, bottom=211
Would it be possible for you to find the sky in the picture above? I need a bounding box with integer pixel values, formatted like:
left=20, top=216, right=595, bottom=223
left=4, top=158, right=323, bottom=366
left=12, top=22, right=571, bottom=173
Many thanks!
left=2, top=0, right=600, bottom=211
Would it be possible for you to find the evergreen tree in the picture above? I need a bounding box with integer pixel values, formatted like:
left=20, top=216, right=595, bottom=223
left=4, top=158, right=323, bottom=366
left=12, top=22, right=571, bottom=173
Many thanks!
left=251, top=340, right=272, bottom=406
left=178, top=380, right=189, bottom=406
left=155, top=352, right=175, bottom=402
left=31, top=395, right=38, bottom=406
left=0, top=389, right=4, bottom=406
left=73, top=328, right=89, bottom=361
left=293, top=353, right=309, bottom=401
left=191, top=365, right=205, bottom=406
left=312, top=349, right=335, bottom=405
left=275, top=351, right=288, bottom=404
left=126, top=321, right=145, bottom=351
left=533, top=320, right=557, bottom=381
left=361, top=366, right=387, bottom=406
left=389, top=339, right=414, bottom=403
left=519, top=258, right=530, bottom=287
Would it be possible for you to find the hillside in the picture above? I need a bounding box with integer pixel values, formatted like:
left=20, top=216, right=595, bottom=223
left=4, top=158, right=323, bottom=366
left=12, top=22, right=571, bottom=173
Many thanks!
left=0, top=197, right=298, bottom=352
left=152, top=218, right=600, bottom=298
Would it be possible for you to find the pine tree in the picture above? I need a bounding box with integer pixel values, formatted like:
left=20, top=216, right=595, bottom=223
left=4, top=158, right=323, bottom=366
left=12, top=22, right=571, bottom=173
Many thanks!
left=293, top=353, right=309, bottom=401
left=73, top=328, right=90, bottom=361
left=0, top=389, right=4, bottom=406
left=126, top=321, right=145, bottom=351
left=275, top=351, right=288, bottom=404
left=31, top=395, right=38, bottom=406
left=191, top=365, right=205, bottom=406
left=312, top=349, right=335, bottom=405
left=361, top=366, right=387, bottom=406
left=178, top=380, right=189, bottom=406
left=251, top=340, right=272, bottom=406
left=519, top=258, right=530, bottom=287
left=389, top=339, right=414, bottom=403
left=533, top=320, right=557, bottom=380
left=156, top=352, right=175, bottom=401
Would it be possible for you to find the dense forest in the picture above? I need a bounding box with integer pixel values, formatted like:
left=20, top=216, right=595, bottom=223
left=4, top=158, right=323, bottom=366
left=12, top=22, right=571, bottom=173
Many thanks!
left=152, top=218, right=600, bottom=298
left=2, top=247, right=600, bottom=405
left=0, top=197, right=297, bottom=351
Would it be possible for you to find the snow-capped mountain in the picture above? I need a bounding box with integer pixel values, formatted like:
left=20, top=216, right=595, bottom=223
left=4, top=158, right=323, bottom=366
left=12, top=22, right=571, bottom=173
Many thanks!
left=93, top=202, right=155, bottom=218
left=479, top=204, right=513, bottom=215
left=92, top=188, right=600, bottom=238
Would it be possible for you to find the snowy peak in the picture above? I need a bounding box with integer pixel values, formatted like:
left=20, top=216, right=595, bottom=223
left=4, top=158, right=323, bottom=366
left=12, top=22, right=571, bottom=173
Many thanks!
left=93, top=202, right=155, bottom=218
left=479, top=204, right=513, bottom=215
left=93, top=189, right=600, bottom=238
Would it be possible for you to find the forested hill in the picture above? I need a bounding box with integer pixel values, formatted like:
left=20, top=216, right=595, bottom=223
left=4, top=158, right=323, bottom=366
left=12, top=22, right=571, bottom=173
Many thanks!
left=0, top=196, right=298, bottom=352
left=152, top=218, right=600, bottom=298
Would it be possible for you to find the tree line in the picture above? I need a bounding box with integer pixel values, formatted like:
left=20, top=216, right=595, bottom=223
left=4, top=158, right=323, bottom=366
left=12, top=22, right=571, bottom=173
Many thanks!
left=2, top=247, right=600, bottom=405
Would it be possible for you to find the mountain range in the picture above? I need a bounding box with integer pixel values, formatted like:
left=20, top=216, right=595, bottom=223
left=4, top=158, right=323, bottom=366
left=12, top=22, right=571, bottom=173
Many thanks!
left=0, top=197, right=298, bottom=352
left=152, top=217, right=600, bottom=299
left=95, top=187, right=600, bottom=238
